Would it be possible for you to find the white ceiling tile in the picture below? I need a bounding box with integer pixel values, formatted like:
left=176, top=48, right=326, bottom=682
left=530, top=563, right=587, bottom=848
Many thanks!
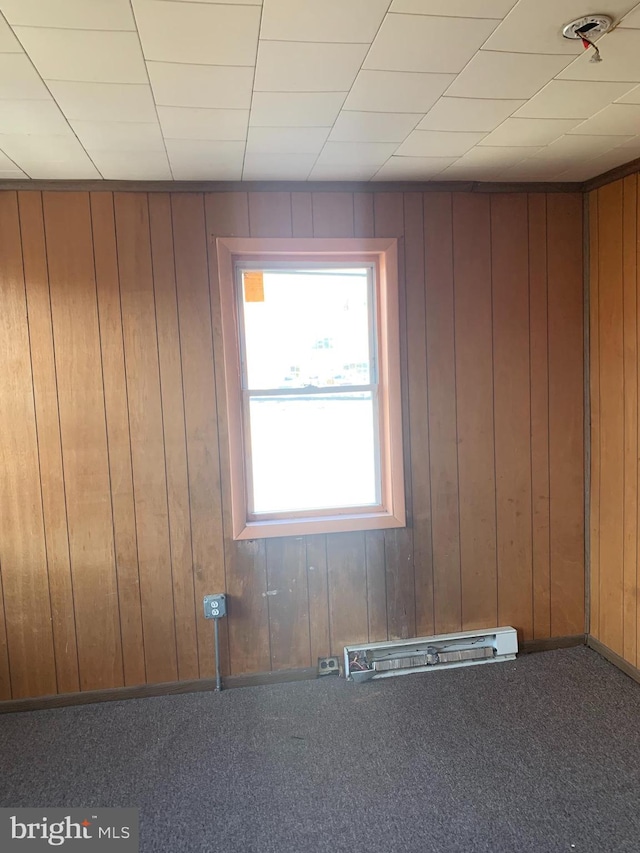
left=315, top=141, right=397, bottom=166
left=0, top=14, right=21, bottom=50
left=0, top=169, right=26, bottom=178
left=148, top=62, right=254, bottom=109
left=620, top=6, right=640, bottom=26
left=249, top=92, right=346, bottom=127
left=243, top=152, right=317, bottom=180
left=133, top=0, right=260, bottom=65
left=373, top=155, right=456, bottom=180
left=309, top=164, right=379, bottom=180
left=446, top=51, right=573, bottom=99
left=165, top=138, right=245, bottom=179
left=330, top=111, right=420, bottom=143
left=0, top=0, right=136, bottom=29
left=0, top=54, right=50, bottom=100
left=14, top=28, right=147, bottom=84
left=617, top=84, right=640, bottom=104
left=478, top=117, right=581, bottom=147
left=48, top=81, right=157, bottom=122
left=246, top=126, right=329, bottom=154
left=439, top=144, right=541, bottom=177
left=569, top=103, right=640, bottom=136
left=526, top=134, right=634, bottom=165
left=556, top=146, right=638, bottom=180
left=0, top=133, right=100, bottom=178
left=498, top=161, right=568, bottom=180
left=70, top=120, right=165, bottom=152
left=344, top=70, right=454, bottom=113
left=483, top=0, right=637, bottom=55
left=515, top=80, right=636, bottom=119
left=390, top=0, right=517, bottom=17
left=90, top=149, right=172, bottom=179
left=558, top=29, right=640, bottom=82
left=0, top=148, right=21, bottom=170
left=260, top=0, right=390, bottom=42
left=395, top=130, right=487, bottom=157
left=417, top=98, right=524, bottom=131
left=364, top=14, right=499, bottom=73
left=255, top=41, right=368, bottom=92
left=159, top=0, right=261, bottom=4
left=451, top=145, right=541, bottom=168
left=0, top=100, right=69, bottom=134
left=438, top=160, right=502, bottom=180
left=158, top=106, right=248, bottom=140
left=618, top=134, right=640, bottom=149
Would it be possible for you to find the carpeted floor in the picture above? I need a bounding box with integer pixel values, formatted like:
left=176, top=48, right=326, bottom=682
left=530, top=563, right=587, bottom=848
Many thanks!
left=1, top=646, right=640, bottom=852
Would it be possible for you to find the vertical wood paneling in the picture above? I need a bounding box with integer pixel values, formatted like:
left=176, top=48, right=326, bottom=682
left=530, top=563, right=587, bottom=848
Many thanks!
left=0, top=192, right=57, bottom=699
left=589, top=191, right=600, bottom=642
left=305, top=534, right=331, bottom=661
left=452, top=193, right=498, bottom=631
left=365, top=531, right=387, bottom=641
left=43, top=191, right=123, bottom=691
left=404, top=192, right=433, bottom=638
left=491, top=194, right=533, bottom=641
left=113, top=192, right=178, bottom=684
left=374, top=192, right=416, bottom=640
left=327, top=533, right=369, bottom=655
left=171, top=193, right=226, bottom=679
left=311, top=192, right=354, bottom=237
left=91, top=191, right=146, bottom=688
left=591, top=175, right=640, bottom=667
left=19, top=191, right=80, bottom=693
left=547, top=193, right=585, bottom=638
left=265, top=537, right=311, bottom=670
left=528, top=193, right=551, bottom=639
left=424, top=192, right=461, bottom=635
left=148, top=193, right=199, bottom=681
left=351, top=191, right=387, bottom=644
left=0, top=573, right=9, bottom=699
left=206, top=193, right=260, bottom=676
left=0, top=188, right=586, bottom=700
left=622, top=176, right=638, bottom=666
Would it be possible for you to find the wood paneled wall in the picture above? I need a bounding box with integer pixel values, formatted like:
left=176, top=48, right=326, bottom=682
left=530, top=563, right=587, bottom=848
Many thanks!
left=589, top=177, right=640, bottom=665
left=0, top=188, right=585, bottom=701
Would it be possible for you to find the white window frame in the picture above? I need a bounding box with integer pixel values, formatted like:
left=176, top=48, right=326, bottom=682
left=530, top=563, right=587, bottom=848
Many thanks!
left=216, top=237, right=405, bottom=540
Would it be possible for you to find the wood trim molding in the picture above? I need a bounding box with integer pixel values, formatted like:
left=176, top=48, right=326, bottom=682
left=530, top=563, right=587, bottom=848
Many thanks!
left=587, top=636, right=640, bottom=687
left=0, top=667, right=319, bottom=714
left=582, top=156, right=640, bottom=193
left=0, top=179, right=582, bottom=194
left=0, top=636, right=586, bottom=714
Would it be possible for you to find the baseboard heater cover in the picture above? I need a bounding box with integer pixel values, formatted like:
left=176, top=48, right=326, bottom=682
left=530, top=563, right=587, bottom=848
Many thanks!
left=344, top=626, right=518, bottom=681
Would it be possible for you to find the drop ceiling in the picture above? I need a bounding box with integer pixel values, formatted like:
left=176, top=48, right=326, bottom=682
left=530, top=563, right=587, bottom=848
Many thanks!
left=2, top=0, right=640, bottom=182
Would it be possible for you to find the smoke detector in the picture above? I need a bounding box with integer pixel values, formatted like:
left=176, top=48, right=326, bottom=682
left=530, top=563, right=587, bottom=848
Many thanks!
left=562, top=14, right=613, bottom=40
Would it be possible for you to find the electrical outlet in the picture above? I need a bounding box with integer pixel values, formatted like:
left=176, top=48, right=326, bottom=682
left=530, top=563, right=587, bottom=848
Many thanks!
left=203, top=594, right=226, bottom=619
left=317, top=656, right=340, bottom=676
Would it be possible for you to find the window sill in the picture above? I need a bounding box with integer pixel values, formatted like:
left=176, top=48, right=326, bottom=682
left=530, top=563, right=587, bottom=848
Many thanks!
left=234, top=510, right=406, bottom=541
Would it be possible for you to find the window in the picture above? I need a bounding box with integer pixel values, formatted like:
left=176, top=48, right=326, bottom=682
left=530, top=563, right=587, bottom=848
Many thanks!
left=216, top=238, right=405, bottom=540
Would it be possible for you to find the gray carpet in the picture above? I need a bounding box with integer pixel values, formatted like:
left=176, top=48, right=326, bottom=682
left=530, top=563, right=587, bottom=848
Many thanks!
left=2, top=646, right=640, bottom=852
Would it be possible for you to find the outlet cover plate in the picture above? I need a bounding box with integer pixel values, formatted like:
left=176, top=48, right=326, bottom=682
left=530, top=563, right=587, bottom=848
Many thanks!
left=317, top=656, right=340, bottom=676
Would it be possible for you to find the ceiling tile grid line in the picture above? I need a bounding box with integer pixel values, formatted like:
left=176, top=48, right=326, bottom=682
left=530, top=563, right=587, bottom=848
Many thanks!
left=2, top=0, right=640, bottom=181
left=113, top=0, right=172, bottom=179
left=0, top=8, right=103, bottom=178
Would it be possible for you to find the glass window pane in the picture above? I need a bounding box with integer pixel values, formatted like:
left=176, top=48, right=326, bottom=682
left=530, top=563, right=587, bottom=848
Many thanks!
left=248, top=392, right=379, bottom=514
left=240, top=267, right=373, bottom=390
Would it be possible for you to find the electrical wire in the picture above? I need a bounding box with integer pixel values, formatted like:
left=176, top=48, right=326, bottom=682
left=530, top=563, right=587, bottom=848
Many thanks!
left=580, top=32, right=602, bottom=63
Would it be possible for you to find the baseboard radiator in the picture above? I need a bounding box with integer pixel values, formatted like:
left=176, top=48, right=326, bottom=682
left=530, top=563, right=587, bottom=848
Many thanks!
left=344, top=626, right=518, bottom=682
